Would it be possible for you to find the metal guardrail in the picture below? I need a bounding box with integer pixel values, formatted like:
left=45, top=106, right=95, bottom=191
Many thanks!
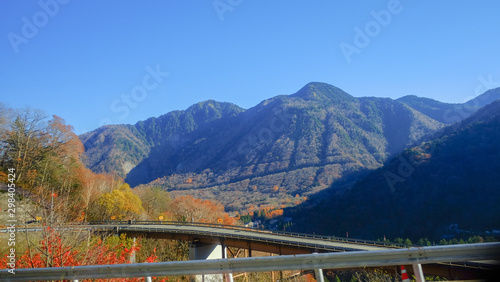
left=89, top=220, right=408, bottom=248
left=90, top=224, right=360, bottom=252
left=2, top=222, right=390, bottom=252
left=2, top=242, right=499, bottom=281
left=2, top=220, right=409, bottom=248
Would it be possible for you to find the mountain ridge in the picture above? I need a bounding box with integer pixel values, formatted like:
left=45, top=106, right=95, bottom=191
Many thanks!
left=397, top=87, right=500, bottom=124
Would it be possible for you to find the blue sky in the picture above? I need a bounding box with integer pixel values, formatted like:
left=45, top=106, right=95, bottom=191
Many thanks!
left=1, top=1, right=499, bottom=134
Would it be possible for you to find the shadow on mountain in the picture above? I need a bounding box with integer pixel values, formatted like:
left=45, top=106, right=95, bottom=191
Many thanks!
left=286, top=99, right=500, bottom=241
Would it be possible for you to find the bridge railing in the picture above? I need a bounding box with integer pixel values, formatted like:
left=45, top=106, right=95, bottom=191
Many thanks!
left=88, top=220, right=408, bottom=248
left=90, top=224, right=363, bottom=252
left=4, top=221, right=403, bottom=253
left=2, top=242, right=499, bottom=282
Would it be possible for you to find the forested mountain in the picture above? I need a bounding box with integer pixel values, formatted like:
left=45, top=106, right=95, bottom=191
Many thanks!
left=288, top=99, right=500, bottom=240
left=397, top=87, right=500, bottom=124
left=81, top=82, right=446, bottom=211
left=81, top=101, right=244, bottom=178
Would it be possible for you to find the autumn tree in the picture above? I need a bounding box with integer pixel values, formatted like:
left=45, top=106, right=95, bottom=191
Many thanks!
left=272, top=185, right=279, bottom=193
left=37, top=115, right=87, bottom=221
left=267, top=209, right=284, bottom=219
left=0, top=112, right=91, bottom=220
left=0, top=102, right=11, bottom=143
left=1, top=109, right=47, bottom=185
left=89, top=182, right=145, bottom=220
left=133, top=185, right=171, bottom=220
left=171, top=195, right=235, bottom=225
left=0, top=103, right=10, bottom=182
left=80, top=170, right=116, bottom=221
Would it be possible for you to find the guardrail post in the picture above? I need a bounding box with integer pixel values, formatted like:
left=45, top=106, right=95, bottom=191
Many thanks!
left=221, top=240, right=234, bottom=282
left=314, top=268, right=325, bottom=282
left=412, top=263, right=424, bottom=282
left=312, top=252, right=325, bottom=282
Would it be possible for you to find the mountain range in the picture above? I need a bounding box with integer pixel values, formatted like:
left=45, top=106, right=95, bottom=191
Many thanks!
left=80, top=83, right=500, bottom=215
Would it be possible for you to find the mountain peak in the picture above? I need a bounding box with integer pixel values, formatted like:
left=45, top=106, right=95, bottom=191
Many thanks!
left=182, top=100, right=244, bottom=124
left=186, top=99, right=241, bottom=110
left=292, top=82, right=355, bottom=103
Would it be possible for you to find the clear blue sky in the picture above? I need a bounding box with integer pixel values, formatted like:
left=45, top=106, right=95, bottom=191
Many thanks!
left=1, top=1, right=499, bottom=134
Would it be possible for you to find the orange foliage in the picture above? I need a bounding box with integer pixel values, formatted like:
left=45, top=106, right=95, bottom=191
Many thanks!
left=302, top=273, right=317, bottom=282
left=48, top=115, right=84, bottom=158
left=171, top=195, right=235, bottom=225
left=242, top=206, right=284, bottom=220
left=421, top=153, right=431, bottom=159
left=267, top=209, right=284, bottom=218
left=272, top=185, right=279, bottom=192
left=0, top=171, right=7, bottom=183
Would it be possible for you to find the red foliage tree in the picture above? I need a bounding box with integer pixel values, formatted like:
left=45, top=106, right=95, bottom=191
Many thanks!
left=0, top=230, right=168, bottom=282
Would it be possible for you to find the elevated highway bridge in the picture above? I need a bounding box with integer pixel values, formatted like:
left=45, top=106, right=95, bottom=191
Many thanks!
left=90, top=220, right=396, bottom=254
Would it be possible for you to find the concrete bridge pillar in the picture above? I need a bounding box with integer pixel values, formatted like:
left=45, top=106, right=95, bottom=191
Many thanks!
left=189, top=240, right=233, bottom=282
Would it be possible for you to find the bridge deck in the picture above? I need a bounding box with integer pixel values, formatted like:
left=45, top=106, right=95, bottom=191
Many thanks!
left=111, top=223, right=390, bottom=253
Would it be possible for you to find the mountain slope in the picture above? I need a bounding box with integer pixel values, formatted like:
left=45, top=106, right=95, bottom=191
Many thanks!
left=80, top=100, right=244, bottom=178
left=397, top=87, right=500, bottom=124
left=288, top=99, right=500, bottom=240
left=81, top=82, right=444, bottom=211
left=81, top=124, right=150, bottom=176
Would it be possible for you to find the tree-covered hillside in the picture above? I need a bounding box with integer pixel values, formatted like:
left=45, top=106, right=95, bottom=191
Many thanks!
left=288, top=99, right=500, bottom=241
